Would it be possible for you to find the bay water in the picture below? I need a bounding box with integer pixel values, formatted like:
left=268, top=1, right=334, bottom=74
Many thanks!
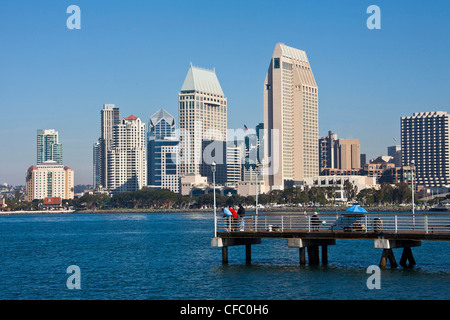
left=0, top=212, right=449, bottom=300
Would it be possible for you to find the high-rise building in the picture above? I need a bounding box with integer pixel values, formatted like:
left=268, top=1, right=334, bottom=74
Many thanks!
left=147, top=109, right=179, bottom=193
left=178, top=64, right=227, bottom=177
left=242, top=124, right=264, bottom=182
left=37, top=129, right=62, bottom=165
left=319, top=131, right=338, bottom=171
left=94, top=104, right=121, bottom=189
left=107, top=115, right=147, bottom=194
left=26, top=161, right=74, bottom=200
left=255, top=122, right=264, bottom=164
left=263, top=43, right=318, bottom=190
left=226, top=140, right=245, bottom=186
left=387, top=145, right=401, bottom=167
left=93, top=140, right=102, bottom=188
left=149, top=109, right=176, bottom=138
left=401, top=111, right=450, bottom=187
left=335, top=139, right=361, bottom=170
left=200, top=140, right=227, bottom=185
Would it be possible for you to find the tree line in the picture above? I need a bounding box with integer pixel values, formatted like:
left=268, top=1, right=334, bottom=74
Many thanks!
left=71, top=182, right=421, bottom=210
left=3, top=182, right=446, bottom=212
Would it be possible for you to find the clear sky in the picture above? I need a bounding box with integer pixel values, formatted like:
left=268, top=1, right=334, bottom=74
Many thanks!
left=1, top=0, right=449, bottom=186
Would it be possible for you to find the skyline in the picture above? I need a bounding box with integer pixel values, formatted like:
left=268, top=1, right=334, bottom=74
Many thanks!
left=1, top=1, right=450, bottom=185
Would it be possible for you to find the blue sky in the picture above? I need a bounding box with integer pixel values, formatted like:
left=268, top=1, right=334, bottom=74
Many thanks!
left=1, top=0, right=449, bottom=185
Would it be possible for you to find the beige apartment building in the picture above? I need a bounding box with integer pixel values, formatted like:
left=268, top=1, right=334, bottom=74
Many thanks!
left=335, top=139, right=361, bottom=170
left=264, top=43, right=318, bottom=190
left=26, top=161, right=74, bottom=200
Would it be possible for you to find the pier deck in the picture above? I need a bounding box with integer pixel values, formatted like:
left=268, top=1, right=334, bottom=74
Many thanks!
left=212, top=212, right=450, bottom=267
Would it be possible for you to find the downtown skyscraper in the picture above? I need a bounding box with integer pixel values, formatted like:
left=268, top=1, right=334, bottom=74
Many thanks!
left=93, top=104, right=121, bottom=188
left=263, top=43, right=319, bottom=190
left=107, top=115, right=147, bottom=194
left=178, top=64, right=227, bottom=177
left=147, top=108, right=179, bottom=193
left=37, top=129, right=62, bottom=165
left=401, top=111, right=450, bottom=188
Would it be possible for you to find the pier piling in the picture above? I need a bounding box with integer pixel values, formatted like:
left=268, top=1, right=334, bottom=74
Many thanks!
left=211, top=237, right=261, bottom=264
left=289, top=238, right=336, bottom=265
left=375, top=239, right=421, bottom=269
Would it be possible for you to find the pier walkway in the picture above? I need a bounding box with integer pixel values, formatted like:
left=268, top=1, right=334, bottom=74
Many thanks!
left=211, top=212, right=450, bottom=268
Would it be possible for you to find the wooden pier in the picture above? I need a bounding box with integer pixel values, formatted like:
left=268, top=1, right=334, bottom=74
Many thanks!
left=211, top=212, right=450, bottom=268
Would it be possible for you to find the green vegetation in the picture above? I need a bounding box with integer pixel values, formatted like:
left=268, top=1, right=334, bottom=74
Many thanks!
left=2, top=183, right=449, bottom=212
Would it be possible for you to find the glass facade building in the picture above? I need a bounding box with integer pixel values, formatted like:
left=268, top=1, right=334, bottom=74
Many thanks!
left=147, top=109, right=179, bottom=193
left=37, top=129, right=62, bottom=165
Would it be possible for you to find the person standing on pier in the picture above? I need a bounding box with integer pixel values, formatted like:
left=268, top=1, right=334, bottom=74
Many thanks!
left=222, top=207, right=232, bottom=232
left=229, top=206, right=239, bottom=231
left=312, top=211, right=320, bottom=231
left=238, top=204, right=246, bottom=231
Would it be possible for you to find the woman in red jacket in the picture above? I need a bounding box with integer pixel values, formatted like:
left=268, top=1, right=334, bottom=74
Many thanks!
left=229, top=206, right=238, bottom=231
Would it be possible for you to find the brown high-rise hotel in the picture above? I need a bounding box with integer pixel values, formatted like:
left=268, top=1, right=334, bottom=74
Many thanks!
left=263, top=43, right=318, bottom=190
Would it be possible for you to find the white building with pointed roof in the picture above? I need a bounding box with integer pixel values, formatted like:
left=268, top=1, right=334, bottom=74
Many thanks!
left=178, top=64, right=227, bottom=177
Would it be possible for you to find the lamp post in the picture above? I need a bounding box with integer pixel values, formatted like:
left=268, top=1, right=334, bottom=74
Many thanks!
left=411, top=160, right=415, bottom=229
left=255, top=163, right=260, bottom=216
left=212, top=161, right=217, bottom=238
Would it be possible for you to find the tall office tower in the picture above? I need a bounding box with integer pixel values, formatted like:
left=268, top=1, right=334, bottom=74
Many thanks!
left=226, top=140, right=245, bottom=186
left=147, top=109, right=179, bottom=193
left=243, top=133, right=258, bottom=181
left=107, top=115, right=147, bottom=194
left=93, top=139, right=102, bottom=188
left=335, top=139, right=361, bottom=170
left=242, top=125, right=264, bottom=182
left=178, top=64, right=227, bottom=177
left=97, top=104, right=121, bottom=188
left=401, top=111, right=450, bottom=187
left=200, top=140, right=227, bottom=185
left=37, top=129, right=63, bottom=165
left=263, top=43, right=318, bottom=190
left=26, top=161, right=74, bottom=200
left=387, top=145, right=402, bottom=167
left=319, top=130, right=338, bottom=171
left=255, top=122, right=264, bottom=164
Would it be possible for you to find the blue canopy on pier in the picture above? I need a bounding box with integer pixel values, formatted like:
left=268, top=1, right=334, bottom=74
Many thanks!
left=346, top=205, right=368, bottom=213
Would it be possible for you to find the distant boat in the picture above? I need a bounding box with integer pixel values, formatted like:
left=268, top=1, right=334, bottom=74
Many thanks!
left=431, top=207, right=449, bottom=212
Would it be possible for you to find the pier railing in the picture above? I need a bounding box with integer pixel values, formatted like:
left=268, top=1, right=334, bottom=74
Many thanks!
left=216, top=212, right=450, bottom=235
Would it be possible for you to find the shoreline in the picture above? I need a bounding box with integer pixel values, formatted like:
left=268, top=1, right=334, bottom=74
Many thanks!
left=1, top=206, right=447, bottom=215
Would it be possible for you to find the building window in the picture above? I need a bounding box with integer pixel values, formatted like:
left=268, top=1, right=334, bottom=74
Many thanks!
left=274, top=58, right=280, bottom=69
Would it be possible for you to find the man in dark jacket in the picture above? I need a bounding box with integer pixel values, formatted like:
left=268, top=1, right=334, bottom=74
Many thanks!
left=237, top=204, right=245, bottom=231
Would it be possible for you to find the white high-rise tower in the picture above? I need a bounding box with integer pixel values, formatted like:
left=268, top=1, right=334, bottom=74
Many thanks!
left=178, top=64, right=227, bottom=177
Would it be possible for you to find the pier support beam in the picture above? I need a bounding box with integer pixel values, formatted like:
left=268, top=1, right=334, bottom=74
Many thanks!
left=211, top=237, right=261, bottom=264
left=222, top=246, right=228, bottom=264
left=379, top=249, right=397, bottom=269
left=399, top=247, right=416, bottom=268
left=246, top=244, right=252, bottom=264
left=288, top=238, right=336, bottom=265
left=374, top=239, right=421, bottom=269
left=299, top=247, right=306, bottom=265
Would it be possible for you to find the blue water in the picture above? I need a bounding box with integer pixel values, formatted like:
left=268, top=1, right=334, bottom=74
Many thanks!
left=0, top=212, right=449, bottom=300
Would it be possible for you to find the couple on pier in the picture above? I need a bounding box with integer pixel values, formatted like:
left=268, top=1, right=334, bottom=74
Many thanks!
left=222, top=204, right=245, bottom=231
